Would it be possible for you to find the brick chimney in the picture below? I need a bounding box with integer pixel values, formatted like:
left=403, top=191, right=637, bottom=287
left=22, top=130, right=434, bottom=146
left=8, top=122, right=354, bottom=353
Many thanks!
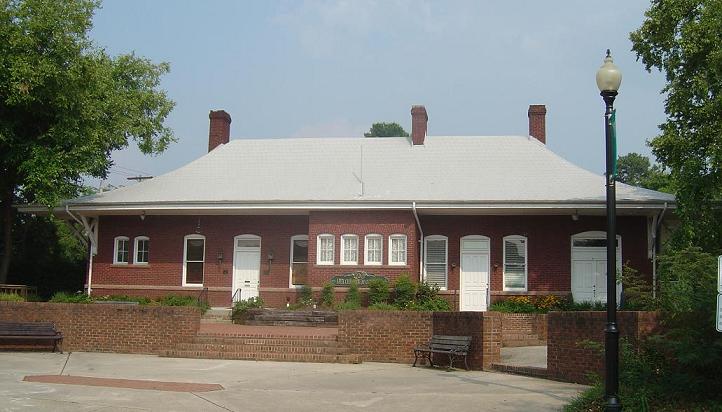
left=411, top=105, right=428, bottom=145
left=208, top=110, right=231, bottom=152
left=528, top=104, right=546, bottom=144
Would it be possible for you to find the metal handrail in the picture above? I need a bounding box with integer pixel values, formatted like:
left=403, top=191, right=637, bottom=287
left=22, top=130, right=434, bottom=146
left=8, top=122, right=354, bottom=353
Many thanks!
left=231, top=288, right=242, bottom=303
left=197, top=287, right=209, bottom=306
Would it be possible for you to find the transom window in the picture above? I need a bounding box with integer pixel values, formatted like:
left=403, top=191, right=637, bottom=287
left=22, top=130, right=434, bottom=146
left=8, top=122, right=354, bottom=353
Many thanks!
left=134, top=236, right=149, bottom=265
left=113, top=236, right=129, bottom=264
left=389, top=234, right=407, bottom=266
left=236, top=238, right=261, bottom=248
left=364, top=234, right=382, bottom=265
left=341, top=234, right=358, bottom=265
left=183, top=235, right=205, bottom=286
left=317, top=234, right=335, bottom=265
left=290, top=235, right=309, bottom=286
left=424, top=235, right=447, bottom=289
left=503, top=235, right=527, bottom=291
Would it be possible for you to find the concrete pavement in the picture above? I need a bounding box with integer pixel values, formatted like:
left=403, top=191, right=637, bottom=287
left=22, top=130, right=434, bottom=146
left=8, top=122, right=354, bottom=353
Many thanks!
left=0, top=351, right=585, bottom=411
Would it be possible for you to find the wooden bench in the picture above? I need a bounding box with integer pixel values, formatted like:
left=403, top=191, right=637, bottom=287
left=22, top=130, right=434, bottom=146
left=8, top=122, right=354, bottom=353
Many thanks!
left=413, top=335, right=472, bottom=370
left=0, top=322, right=63, bottom=353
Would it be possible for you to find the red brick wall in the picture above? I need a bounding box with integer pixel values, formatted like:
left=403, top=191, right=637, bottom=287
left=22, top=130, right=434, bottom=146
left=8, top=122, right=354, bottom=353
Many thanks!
left=337, top=311, right=432, bottom=363
left=547, top=311, right=661, bottom=383
left=499, top=313, right=548, bottom=346
left=420, top=215, right=651, bottom=294
left=92, top=213, right=651, bottom=308
left=308, top=211, right=420, bottom=285
left=433, top=312, right=502, bottom=370
left=0, top=302, right=200, bottom=354
left=337, top=310, right=500, bottom=370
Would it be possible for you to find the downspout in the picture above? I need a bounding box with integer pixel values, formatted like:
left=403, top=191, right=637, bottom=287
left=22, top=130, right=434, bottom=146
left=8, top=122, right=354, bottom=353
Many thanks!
left=652, top=202, right=668, bottom=299
left=66, top=205, right=93, bottom=297
left=412, top=202, right=424, bottom=283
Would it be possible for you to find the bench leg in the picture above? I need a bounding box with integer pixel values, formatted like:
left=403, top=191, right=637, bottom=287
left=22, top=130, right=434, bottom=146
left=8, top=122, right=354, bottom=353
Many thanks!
left=464, top=355, right=469, bottom=371
left=428, top=352, right=434, bottom=367
left=413, top=350, right=419, bottom=367
left=447, top=353, right=455, bottom=370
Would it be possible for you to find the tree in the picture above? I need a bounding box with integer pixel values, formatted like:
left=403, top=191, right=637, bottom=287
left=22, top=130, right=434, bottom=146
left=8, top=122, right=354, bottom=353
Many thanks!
left=630, top=0, right=722, bottom=251
left=364, top=122, right=409, bottom=137
left=617, top=152, right=673, bottom=193
left=0, top=0, right=175, bottom=282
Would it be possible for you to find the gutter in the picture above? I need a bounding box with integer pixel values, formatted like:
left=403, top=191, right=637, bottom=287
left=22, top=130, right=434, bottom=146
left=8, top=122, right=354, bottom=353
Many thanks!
left=652, top=202, right=668, bottom=299
left=412, top=202, right=424, bottom=283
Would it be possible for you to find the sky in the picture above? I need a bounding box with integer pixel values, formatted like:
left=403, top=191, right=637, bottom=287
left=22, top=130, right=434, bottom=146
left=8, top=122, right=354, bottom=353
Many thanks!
left=88, top=0, right=666, bottom=188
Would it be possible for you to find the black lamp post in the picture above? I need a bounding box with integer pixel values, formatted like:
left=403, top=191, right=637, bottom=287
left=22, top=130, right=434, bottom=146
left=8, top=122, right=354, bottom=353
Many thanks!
left=596, top=49, right=622, bottom=411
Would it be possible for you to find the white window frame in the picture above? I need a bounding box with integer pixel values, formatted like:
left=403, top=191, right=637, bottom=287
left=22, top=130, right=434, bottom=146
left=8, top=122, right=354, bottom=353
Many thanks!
left=340, top=234, right=359, bottom=265
left=503, top=235, right=528, bottom=291
left=423, top=235, right=448, bottom=290
left=289, top=234, right=309, bottom=288
left=133, top=236, right=150, bottom=265
left=182, top=234, right=206, bottom=287
left=389, top=234, right=408, bottom=266
left=316, top=234, right=335, bottom=265
left=113, top=236, right=130, bottom=265
left=364, top=234, right=383, bottom=266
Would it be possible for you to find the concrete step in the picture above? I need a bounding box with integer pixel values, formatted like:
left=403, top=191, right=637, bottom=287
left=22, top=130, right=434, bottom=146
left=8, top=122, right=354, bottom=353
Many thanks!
left=193, top=336, right=339, bottom=347
left=502, top=340, right=547, bottom=347
left=159, top=350, right=362, bottom=364
left=174, top=343, right=350, bottom=355
left=202, top=308, right=232, bottom=320
left=243, top=320, right=338, bottom=327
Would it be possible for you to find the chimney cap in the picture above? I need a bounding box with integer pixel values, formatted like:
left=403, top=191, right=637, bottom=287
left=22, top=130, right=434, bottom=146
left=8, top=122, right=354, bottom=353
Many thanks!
left=411, top=105, right=428, bottom=118
left=528, top=104, right=547, bottom=114
left=209, top=110, right=232, bottom=122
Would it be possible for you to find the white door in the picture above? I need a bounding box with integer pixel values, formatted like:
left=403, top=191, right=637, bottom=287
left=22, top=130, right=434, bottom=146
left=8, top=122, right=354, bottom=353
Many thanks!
left=571, top=232, right=622, bottom=304
left=232, top=235, right=261, bottom=302
left=460, top=236, right=490, bottom=312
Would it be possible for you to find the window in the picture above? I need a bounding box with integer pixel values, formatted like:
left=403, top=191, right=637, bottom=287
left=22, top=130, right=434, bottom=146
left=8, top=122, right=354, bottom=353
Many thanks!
left=316, top=234, right=334, bottom=265
left=113, top=236, right=129, bottom=264
left=424, top=236, right=447, bottom=289
left=183, top=235, right=205, bottom=286
left=389, top=234, right=407, bottom=266
left=341, top=235, right=358, bottom=265
left=134, top=236, right=149, bottom=265
left=290, top=235, right=308, bottom=286
left=503, top=235, right=527, bottom=291
left=364, top=234, right=382, bottom=265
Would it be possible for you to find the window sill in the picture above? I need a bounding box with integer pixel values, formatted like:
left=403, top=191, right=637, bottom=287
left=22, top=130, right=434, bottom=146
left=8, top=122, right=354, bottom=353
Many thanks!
left=110, top=264, right=152, bottom=269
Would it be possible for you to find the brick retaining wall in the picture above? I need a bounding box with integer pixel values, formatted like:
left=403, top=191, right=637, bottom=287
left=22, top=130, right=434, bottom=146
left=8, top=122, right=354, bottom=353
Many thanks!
left=0, top=302, right=200, bottom=354
left=499, top=313, right=547, bottom=346
left=337, top=311, right=501, bottom=370
left=546, top=311, right=660, bottom=384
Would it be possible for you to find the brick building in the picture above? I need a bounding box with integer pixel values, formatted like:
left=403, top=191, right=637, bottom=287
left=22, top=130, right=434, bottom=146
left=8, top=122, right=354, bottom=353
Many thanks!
left=26, top=105, right=673, bottom=309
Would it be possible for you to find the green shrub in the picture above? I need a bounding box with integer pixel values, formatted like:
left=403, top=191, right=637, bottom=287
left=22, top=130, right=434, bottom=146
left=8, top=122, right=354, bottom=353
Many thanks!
left=344, top=279, right=361, bottom=306
left=0, top=292, right=25, bottom=302
left=410, top=296, right=452, bottom=311
left=321, top=282, right=335, bottom=307
left=489, top=297, right=539, bottom=313
left=368, top=302, right=397, bottom=311
left=95, top=295, right=151, bottom=305
left=232, top=296, right=264, bottom=320
left=157, top=294, right=210, bottom=313
left=49, top=291, right=92, bottom=304
left=367, top=278, right=390, bottom=305
left=393, top=274, right=416, bottom=308
left=297, top=284, right=314, bottom=307
left=335, top=301, right=361, bottom=311
left=620, top=264, right=657, bottom=311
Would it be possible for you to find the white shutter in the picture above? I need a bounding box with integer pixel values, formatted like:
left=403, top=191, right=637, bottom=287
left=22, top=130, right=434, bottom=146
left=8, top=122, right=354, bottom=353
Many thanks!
left=425, top=237, right=447, bottom=288
left=504, top=237, right=527, bottom=290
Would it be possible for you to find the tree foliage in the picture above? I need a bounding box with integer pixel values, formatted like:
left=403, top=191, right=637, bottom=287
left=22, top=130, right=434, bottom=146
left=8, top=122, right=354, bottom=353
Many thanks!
left=364, top=122, right=409, bottom=137
left=630, top=0, right=722, bottom=251
left=0, top=0, right=175, bottom=282
left=616, top=152, right=673, bottom=193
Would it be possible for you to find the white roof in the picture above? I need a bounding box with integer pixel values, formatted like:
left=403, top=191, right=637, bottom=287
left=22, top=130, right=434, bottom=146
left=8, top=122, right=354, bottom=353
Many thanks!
left=65, top=135, right=674, bottom=211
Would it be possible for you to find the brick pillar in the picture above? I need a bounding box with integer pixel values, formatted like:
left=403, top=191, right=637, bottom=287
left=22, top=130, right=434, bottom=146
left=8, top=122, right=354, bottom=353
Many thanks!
left=528, top=104, right=547, bottom=144
left=208, top=110, right=232, bottom=152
